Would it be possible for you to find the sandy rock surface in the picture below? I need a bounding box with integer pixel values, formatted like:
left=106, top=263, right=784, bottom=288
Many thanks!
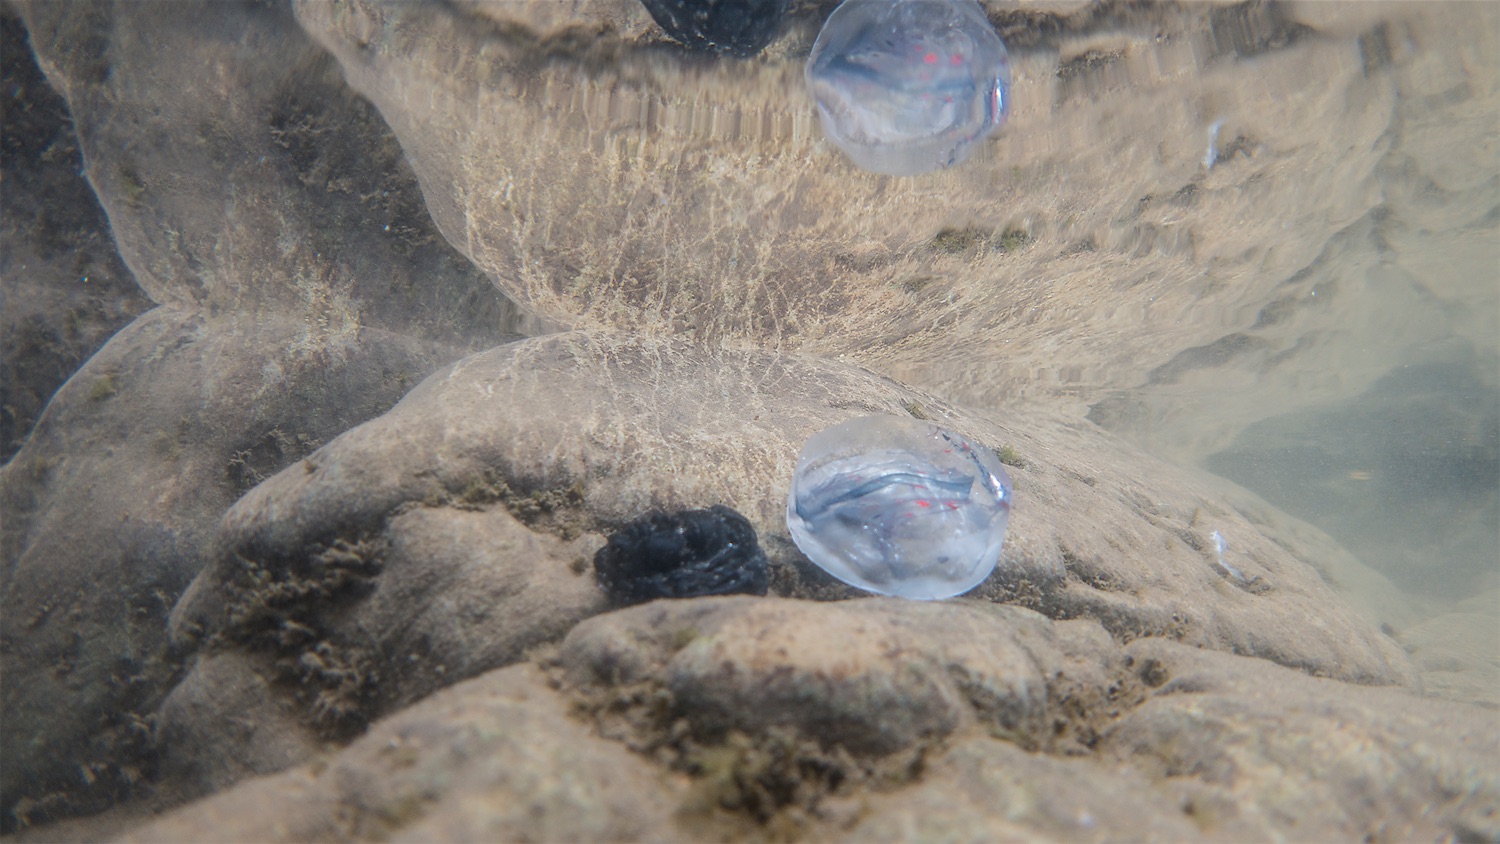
left=1103, top=637, right=1500, bottom=842
left=561, top=597, right=1122, bottom=758
left=122, top=663, right=681, bottom=844
left=1396, top=590, right=1500, bottom=709
left=2, top=0, right=520, bottom=824
left=118, top=599, right=1498, bottom=844
left=155, top=331, right=1414, bottom=801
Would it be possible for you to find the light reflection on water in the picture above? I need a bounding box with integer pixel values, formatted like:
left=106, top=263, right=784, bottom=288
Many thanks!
left=1058, top=0, right=1498, bottom=704
left=1063, top=2, right=1498, bottom=630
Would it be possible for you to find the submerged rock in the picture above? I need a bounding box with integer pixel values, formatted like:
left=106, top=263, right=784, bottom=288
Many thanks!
left=561, top=597, right=1119, bottom=758
left=0, top=10, right=150, bottom=462
left=156, top=330, right=1413, bottom=806
left=3, top=2, right=1491, bottom=839
left=118, top=599, right=1497, bottom=843
left=2, top=0, right=521, bottom=826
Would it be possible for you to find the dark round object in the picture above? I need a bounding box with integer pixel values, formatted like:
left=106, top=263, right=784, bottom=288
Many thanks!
left=594, top=505, right=770, bottom=604
left=638, top=0, right=791, bottom=57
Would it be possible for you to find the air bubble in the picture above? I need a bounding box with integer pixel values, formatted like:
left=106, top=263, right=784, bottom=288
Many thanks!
left=805, top=0, right=1012, bottom=176
left=787, top=414, right=1013, bottom=599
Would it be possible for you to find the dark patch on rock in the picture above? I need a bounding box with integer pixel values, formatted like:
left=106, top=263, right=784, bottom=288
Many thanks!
left=1205, top=0, right=1312, bottom=61
left=1358, top=22, right=1393, bottom=77
left=210, top=537, right=385, bottom=737
left=1147, top=332, right=1270, bottom=385
left=639, top=0, right=790, bottom=57
left=1056, top=47, right=1125, bottom=81
left=595, top=505, right=769, bottom=605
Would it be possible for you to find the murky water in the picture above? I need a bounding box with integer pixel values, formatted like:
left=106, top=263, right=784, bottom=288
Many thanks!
left=1068, top=2, right=1498, bottom=641
left=1, top=0, right=1496, bottom=838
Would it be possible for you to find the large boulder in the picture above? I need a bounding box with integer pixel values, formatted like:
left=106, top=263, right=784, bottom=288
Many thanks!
left=119, top=598, right=1497, bottom=843
left=159, top=331, right=1413, bottom=798
left=0, top=307, right=476, bottom=827
left=124, top=663, right=681, bottom=844
left=2, top=0, right=523, bottom=826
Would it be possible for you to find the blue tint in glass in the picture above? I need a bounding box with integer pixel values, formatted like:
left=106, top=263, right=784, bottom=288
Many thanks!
left=787, top=415, right=1013, bottom=599
left=805, top=0, right=1011, bottom=176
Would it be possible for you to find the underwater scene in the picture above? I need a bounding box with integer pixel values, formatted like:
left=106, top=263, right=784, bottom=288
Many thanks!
left=1, top=0, right=1496, bottom=840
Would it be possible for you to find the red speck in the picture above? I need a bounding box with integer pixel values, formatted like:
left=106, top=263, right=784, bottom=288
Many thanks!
left=923, top=52, right=938, bottom=65
left=950, top=53, right=965, bottom=66
left=917, top=500, right=931, bottom=508
left=946, top=501, right=960, bottom=510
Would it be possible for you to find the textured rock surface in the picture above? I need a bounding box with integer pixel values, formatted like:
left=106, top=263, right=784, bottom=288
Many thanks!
left=116, top=599, right=1498, bottom=843
left=1396, top=590, right=1500, bottom=710
left=0, top=308, right=467, bottom=823
left=1, top=0, right=523, bottom=826
left=155, top=330, right=1414, bottom=802
left=122, top=664, right=683, bottom=844
left=173, top=331, right=1412, bottom=698
left=1102, top=637, right=1500, bottom=842
left=158, top=498, right=606, bottom=798
left=561, top=597, right=1121, bottom=757
left=152, top=651, right=326, bottom=798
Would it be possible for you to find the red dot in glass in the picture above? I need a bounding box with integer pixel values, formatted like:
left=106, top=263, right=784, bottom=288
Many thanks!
left=923, top=52, right=937, bottom=64
left=917, top=500, right=931, bottom=508
left=950, top=53, right=965, bottom=66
